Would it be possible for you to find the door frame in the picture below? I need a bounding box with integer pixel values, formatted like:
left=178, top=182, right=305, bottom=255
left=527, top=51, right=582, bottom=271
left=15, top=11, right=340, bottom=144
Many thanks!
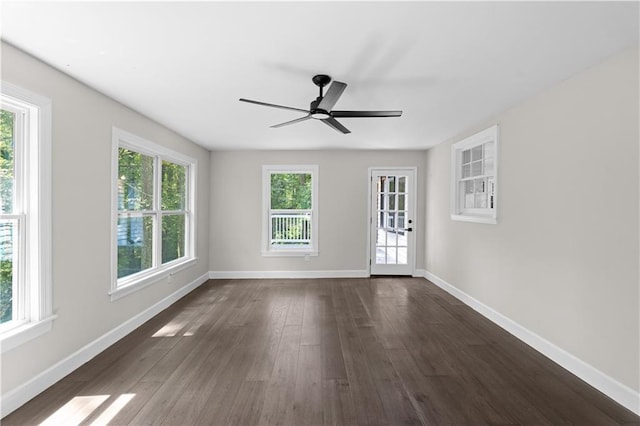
left=367, top=167, right=417, bottom=276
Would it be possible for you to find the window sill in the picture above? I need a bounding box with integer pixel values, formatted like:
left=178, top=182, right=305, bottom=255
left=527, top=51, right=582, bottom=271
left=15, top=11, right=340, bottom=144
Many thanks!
left=262, top=250, right=319, bottom=257
left=451, top=213, right=497, bottom=225
left=0, top=315, right=57, bottom=354
left=110, top=257, right=197, bottom=301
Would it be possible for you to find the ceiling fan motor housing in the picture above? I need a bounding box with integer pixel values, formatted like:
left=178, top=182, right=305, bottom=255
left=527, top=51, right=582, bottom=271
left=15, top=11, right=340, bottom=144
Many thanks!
left=310, top=97, right=330, bottom=119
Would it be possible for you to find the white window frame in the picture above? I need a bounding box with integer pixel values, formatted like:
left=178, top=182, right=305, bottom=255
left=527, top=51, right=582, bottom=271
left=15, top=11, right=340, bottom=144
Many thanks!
left=0, top=81, right=54, bottom=354
left=451, top=125, right=499, bottom=224
left=111, top=127, right=197, bottom=301
left=262, top=165, right=318, bottom=256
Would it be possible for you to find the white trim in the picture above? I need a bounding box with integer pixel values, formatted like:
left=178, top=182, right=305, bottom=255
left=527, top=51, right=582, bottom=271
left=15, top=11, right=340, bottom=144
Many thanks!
left=109, top=257, right=198, bottom=301
left=422, top=270, right=640, bottom=416
left=209, top=270, right=369, bottom=279
left=0, top=315, right=57, bottom=354
left=0, top=272, right=209, bottom=418
left=450, top=214, right=497, bottom=225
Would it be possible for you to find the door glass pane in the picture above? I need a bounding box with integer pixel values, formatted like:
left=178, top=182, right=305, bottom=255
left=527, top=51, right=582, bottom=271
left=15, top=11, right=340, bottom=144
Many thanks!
left=386, top=247, right=397, bottom=264
left=377, top=176, right=386, bottom=195
left=0, top=220, right=16, bottom=323
left=161, top=161, right=186, bottom=211
left=162, top=214, right=186, bottom=263
left=398, top=194, right=405, bottom=211
left=388, top=176, right=395, bottom=192
left=397, top=248, right=407, bottom=265
left=1, top=109, right=15, bottom=214
left=398, top=177, right=406, bottom=193
left=118, top=148, right=154, bottom=211
left=388, top=194, right=396, bottom=211
left=117, top=216, right=154, bottom=278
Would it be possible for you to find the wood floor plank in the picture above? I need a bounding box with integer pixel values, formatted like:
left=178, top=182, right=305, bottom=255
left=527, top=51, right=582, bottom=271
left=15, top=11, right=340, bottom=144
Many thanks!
left=322, top=379, right=358, bottom=426
left=284, top=344, right=323, bottom=426
left=4, top=277, right=639, bottom=426
left=256, top=324, right=302, bottom=426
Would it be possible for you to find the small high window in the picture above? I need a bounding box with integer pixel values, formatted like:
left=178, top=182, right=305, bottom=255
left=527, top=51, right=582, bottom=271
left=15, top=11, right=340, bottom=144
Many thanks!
left=451, top=125, right=498, bottom=224
left=262, top=165, right=318, bottom=256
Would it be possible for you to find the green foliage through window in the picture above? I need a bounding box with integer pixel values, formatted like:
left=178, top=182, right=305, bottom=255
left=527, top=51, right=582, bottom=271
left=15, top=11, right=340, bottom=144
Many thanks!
left=117, top=145, right=189, bottom=280
left=270, top=173, right=311, bottom=210
left=0, top=109, right=14, bottom=323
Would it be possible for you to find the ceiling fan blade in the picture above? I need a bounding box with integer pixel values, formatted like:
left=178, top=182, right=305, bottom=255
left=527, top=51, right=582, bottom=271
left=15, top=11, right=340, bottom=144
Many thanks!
left=321, top=117, right=351, bottom=134
left=271, top=115, right=311, bottom=128
left=239, top=98, right=309, bottom=114
left=318, top=81, right=347, bottom=111
left=331, top=110, right=403, bottom=118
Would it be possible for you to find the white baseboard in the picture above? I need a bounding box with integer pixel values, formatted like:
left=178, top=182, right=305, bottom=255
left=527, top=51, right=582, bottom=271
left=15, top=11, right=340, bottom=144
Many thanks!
left=423, top=270, right=640, bottom=416
left=1, top=272, right=210, bottom=418
left=209, top=270, right=369, bottom=279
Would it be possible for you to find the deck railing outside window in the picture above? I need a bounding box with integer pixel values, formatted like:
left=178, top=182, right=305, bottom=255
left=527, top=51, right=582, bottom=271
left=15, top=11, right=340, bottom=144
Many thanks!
left=270, top=211, right=312, bottom=247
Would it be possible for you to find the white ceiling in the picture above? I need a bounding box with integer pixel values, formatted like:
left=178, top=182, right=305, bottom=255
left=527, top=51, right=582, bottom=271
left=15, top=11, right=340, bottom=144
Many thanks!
left=1, top=1, right=638, bottom=151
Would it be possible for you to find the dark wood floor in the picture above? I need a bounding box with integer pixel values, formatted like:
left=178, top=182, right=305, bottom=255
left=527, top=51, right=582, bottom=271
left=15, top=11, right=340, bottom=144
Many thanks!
left=4, top=278, right=639, bottom=425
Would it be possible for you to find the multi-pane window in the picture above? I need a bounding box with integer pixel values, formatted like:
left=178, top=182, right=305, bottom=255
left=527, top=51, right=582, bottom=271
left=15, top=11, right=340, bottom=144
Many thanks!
left=113, top=128, right=194, bottom=295
left=0, top=81, right=53, bottom=350
left=451, top=125, right=498, bottom=224
left=460, top=143, right=495, bottom=210
left=262, top=165, right=318, bottom=255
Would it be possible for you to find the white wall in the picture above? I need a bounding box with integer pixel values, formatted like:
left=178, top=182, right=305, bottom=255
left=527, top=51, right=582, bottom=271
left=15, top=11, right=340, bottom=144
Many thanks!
left=425, top=48, right=639, bottom=400
left=209, top=150, right=425, bottom=275
left=0, top=42, right=211, bottom=406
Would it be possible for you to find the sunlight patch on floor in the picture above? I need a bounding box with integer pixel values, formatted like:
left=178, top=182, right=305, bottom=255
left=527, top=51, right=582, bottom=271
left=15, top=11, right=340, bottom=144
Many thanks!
left=89, top=393, right=135, bottom=425
left=152, top=321, right=184, bottom=337
left=39, top=395, right=109, bottom=425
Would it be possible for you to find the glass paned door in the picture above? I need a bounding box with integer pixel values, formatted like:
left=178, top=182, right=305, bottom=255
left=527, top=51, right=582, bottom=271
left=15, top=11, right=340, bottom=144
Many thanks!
left=370, top=169, right=416, bottom=275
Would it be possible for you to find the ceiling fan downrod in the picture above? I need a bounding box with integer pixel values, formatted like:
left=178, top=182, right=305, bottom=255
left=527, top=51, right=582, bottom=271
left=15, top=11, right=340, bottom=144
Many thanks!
left=312, top=74, right=332, bottom=98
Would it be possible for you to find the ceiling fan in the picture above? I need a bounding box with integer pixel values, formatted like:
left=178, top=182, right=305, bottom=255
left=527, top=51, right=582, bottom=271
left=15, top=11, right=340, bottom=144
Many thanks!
left=239, top=74, right=402, bottom=134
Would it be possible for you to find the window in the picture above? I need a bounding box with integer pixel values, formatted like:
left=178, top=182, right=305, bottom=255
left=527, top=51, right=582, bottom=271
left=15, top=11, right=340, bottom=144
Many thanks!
left=451, top=125, right=498, bottom=224
left=262, top=165, right=318, bottom=256
left=112, top=128, right=195, bottom=299
left=0, top=81, right=53, bottom=353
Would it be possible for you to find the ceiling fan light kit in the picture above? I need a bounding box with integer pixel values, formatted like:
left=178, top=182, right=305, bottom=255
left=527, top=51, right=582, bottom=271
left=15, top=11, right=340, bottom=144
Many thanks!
left=239, top=74, right=402, bottom=134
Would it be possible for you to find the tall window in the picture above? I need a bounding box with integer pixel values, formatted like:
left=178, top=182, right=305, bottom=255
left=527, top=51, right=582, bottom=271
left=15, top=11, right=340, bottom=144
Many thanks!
left=0, top=81, right=53, bottom=352
left=262, top=165, right=318, bottom=256
left=112, top=128, right=195, bottom=298
left=451, top=125, right=498, bottom=224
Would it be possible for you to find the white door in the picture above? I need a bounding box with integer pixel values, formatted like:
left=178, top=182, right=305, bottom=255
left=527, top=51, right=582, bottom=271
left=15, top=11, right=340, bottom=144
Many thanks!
left=370, top=168, right=416, bottom=275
